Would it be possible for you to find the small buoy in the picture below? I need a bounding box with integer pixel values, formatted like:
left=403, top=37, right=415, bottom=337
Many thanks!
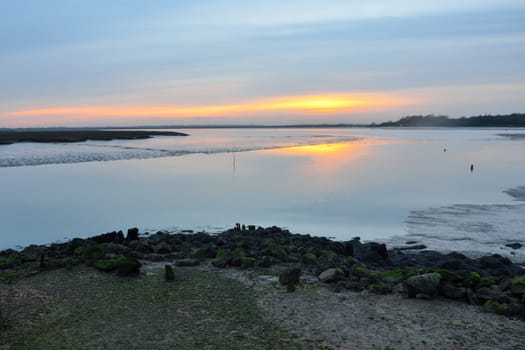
left=470, top=164, right=474, bottom=172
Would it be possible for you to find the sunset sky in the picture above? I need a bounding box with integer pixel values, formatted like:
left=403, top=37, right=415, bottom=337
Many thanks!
left=1, top=1, right=524, bottom=127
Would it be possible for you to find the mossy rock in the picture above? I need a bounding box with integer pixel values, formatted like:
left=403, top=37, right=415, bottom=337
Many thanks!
left=212, top=248, right=231, bottom=268
left=190, top=245, right=217, bottom=259
left=403, top=267, right=426, bottom=278
left=279, top=266, right=301, bottom=288
left=302, top=252, right=317, bottom=265
left=483, top=300, right=507, bottom=315
left=368, top=282, right=391, bottom=294
left=262, top=239, right=287, bottom=261
left=94, top=257, right=141, bottom=276
left=317, top=250, right=339, bottom=267
left=433, top=269, right=462, bottom=283
left=510, top=275, right=525, bottom=296
left=350, top=265, right=380, bottom=282
left=463, top=272, right=481, bottom=289
left=382, top=269, right=404, bottom=284
left=6, top=253, right=22, bottom=266
left=81, top=244, right=106, bottom=263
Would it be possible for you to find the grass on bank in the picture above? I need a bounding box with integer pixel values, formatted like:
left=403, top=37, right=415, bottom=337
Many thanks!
left=0, top=266, right=327, bottom=350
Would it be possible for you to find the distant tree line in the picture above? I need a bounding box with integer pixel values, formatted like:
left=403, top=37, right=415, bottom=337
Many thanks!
left=377, top=113, right=525, bottom=127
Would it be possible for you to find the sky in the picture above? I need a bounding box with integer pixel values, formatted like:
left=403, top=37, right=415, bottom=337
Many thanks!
left=1, top=0, right=524, bottom=127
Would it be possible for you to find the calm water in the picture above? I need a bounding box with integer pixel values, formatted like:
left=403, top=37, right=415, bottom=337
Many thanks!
left=1, top=128, right=524, bottom=251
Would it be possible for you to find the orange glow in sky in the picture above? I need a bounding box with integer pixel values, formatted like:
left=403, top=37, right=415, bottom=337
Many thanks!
left=8, top=93, right=411, bottom=121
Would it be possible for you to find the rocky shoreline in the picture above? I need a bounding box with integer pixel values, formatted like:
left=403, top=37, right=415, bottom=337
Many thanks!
left=1, top=224, right=524, bottom=323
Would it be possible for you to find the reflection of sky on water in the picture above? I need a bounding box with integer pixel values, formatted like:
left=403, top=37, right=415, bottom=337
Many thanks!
left=1, top=128, right=524, bottom=249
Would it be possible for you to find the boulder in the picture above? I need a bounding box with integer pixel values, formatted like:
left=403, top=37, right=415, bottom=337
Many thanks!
left=126, top=227, right=139, bottom=241
left=103, top=243, right=130, bottom=256
left=135, top=241, right=153, bottom=254
left=346, top=238, right=388, bottom=265
left=476, top=286, right=502, bottom=301
left=279, top=267, right=301, bottom=287
left=94, top=257, right=141, bottom=276
left=405, top=273, right=441, bottom=297
left=115, top=258, right=141, bottom=276
left=153, top=242, right=172, bottom=254
left=318, top=268, right=344, bottom=283
left=440, top=282, right=466, bottom=299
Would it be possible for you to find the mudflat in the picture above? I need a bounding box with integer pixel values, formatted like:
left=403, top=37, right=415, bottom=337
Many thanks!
left=0, top=130, right=188, bottom=145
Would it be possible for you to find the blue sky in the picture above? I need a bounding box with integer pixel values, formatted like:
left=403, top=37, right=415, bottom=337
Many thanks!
left=1, top=1, right=524, bottom=126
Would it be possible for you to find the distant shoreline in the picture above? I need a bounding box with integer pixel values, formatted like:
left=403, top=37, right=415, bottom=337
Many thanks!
left=0, top=130, right=188, bottom=145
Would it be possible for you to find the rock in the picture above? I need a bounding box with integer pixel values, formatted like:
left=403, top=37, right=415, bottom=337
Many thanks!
left=240, top=257, right=256, bottom=269
left=466, top=288, right=479, bottom=305
left=476, top=286, right=502, bottom=301
left=174, top=259, right=200, bottom=267
left=479, top=254, right=512, bottom=269
left=103, top=243, right=130, bottom=255
left=392, top=283, right=405, bottom=294
left=94, top=257, right=141, bottom=276
left=483, top=300, right=507, bottom=315
left=318, top=268, right=344, bottom=283
left=165, top=265, right=175, bottom=282
left=115, top=258, right=141, bottom=276
left=212, top=249, right=231, bottom=268
left=153, top=242, right=171, bottom=254
left=135, top=241, right=153, bottom=254
left=506, top=243, right=523, bottom=250
left=126, top=227, right=139, bottom=241
left=346, top=239, right=388, bottom=264
left=90, top=231, right=124, bottom=244
left=81, top=244, right=106, bottom=263
left=257, top=256, right=276, bottom=268
left=279, top=266, right=301, bottom=287
left=440, top=282, right=466, bottom=299
left=405, top=273, right=441, bottom=297
left=510, top=276, right=525, bottom=296
left=463, top=272, right=481, bottom=288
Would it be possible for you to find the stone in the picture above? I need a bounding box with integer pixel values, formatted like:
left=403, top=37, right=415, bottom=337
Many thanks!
left=476, top=286, right=502, bottom=301
left=479, top=254, right=512, bottom=269
left=466, top=288, right=479, bottom=305
left=174, top=259, right=200, bottom=267
left=318, top=268, right=344, bottom=283
left=279, top=266, right=301, bottom=287
left=165, top=265, right=175, bottom=282
left=115, top=258, right=141, bottom=276
left=212, top=249, right=231, bottom=268
left=94, top=257, right=141, bottom=276
left=135, top=241, right=153, bottom=254
left=440, top=282, right=466, bottom=299
left=103, top=243, right=130, bottom=255
left=405, top=273, right=441, bottom=297
left=126, top=227, right=139, bottom=241
left=153, top=242, right=171, bottom=254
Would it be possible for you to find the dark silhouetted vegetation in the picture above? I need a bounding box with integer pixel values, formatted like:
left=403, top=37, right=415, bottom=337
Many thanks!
left=378, top=113, right=525, bottom=127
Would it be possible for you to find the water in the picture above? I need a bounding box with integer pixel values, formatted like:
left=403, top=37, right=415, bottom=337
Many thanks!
left=1, top=128, right=524, bottom=259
